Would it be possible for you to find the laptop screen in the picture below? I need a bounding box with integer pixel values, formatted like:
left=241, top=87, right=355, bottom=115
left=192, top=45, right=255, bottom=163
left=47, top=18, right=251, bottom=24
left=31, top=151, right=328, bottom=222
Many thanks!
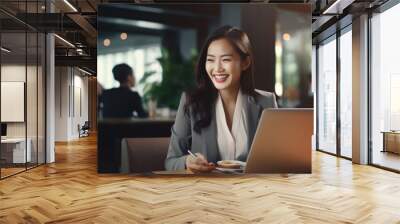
left=1, top=123, right=7, bottom=137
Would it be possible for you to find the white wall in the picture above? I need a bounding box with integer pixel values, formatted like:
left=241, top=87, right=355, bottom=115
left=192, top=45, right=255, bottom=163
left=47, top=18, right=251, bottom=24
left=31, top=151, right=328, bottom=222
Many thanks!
left=1, top=65, right=26, bottom=135
left=55, top=67, right=69, bottom=141
left=71, top=73, right=89, bottom=138
left=55, top=67, right=89, bottom=141
left=1, top=65, right=37, bottom=137
left=1, top=63, right=46, bottom=164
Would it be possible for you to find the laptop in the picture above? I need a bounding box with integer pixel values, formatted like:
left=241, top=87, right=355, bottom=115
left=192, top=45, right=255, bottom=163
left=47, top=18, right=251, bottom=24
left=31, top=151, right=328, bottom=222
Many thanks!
left=244, top=108, right=313, bottom=173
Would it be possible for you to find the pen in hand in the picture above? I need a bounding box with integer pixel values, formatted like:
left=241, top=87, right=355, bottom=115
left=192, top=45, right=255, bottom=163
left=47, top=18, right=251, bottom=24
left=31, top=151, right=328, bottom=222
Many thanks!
left=187, top=150, right=197, bottom=159
left=187, top=150, right=215, bottom=167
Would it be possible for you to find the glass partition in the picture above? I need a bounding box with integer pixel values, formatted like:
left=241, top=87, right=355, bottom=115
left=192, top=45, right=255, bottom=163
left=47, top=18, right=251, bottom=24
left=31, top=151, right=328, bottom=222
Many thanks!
left=317, top=36, right=337, bottom=154
left=0, top=1, right=46, bottom=179
left=1, top=30, right=28, bottom=177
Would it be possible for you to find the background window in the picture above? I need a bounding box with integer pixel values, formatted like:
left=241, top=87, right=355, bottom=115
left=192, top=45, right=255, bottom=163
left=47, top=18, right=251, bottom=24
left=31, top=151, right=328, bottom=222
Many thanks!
left=371, top=3, right=400, bottom=171
left=317, top=37, right=337, bottom=154
left=339, top=28, right=352, bottom=158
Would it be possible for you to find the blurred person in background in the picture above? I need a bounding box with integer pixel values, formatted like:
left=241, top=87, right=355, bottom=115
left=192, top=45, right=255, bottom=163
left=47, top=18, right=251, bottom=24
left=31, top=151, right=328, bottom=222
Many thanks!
left=101, top=63, right=148, bottom=118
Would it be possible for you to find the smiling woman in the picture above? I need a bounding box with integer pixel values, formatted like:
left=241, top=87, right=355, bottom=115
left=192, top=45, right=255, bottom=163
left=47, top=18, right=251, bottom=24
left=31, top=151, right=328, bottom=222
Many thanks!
left=164, top=26, right=278, bottom=172
left=206, top=38, right=250, bottom=93
left=96, top=3, right=312, bottom=174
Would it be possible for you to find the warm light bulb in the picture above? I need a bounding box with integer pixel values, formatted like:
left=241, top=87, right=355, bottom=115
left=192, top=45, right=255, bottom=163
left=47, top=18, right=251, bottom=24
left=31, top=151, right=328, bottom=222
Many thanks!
left=103, top=38, right=111, bottom=47
left=120, top=32, right=128, bottom=40
left=282, top=33, right=291, bottom=41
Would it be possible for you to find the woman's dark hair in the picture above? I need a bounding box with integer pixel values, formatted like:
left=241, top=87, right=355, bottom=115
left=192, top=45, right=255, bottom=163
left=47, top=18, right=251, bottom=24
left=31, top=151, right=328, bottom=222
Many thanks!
left=186, top=25, right=256, bottom=133
left=112, top=63, right=133, bottom=83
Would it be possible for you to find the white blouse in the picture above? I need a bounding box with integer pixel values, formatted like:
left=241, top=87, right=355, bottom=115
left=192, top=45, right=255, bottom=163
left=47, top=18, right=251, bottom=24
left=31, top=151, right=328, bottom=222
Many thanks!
left=215, top=89, right=248, bottom=160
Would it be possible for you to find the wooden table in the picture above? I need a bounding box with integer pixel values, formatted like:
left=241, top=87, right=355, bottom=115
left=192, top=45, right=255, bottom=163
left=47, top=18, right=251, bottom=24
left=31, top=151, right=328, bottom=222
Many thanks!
left=152, top=169, right=244, bottom=175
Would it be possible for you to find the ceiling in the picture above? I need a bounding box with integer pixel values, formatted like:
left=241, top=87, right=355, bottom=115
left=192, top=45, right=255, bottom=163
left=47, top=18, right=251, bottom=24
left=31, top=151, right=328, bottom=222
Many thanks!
left=0, top=0, right=392, bottom=75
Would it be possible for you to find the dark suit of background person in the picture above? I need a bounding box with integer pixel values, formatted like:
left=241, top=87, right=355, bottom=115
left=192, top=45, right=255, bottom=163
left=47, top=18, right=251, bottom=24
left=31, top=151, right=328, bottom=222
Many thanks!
left=101, top=63, right=148, bottom=118
left=165, top=90, right=277, bottom=171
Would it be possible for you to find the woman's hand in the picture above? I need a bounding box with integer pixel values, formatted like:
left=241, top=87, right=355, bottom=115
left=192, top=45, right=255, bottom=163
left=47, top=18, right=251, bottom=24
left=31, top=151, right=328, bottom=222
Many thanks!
left=186, top=153, right=215, bottom=173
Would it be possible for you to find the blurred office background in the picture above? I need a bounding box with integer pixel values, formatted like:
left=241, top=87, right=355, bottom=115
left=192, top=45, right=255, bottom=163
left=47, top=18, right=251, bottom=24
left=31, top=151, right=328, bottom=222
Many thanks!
left=97, top=3, right=311, bottom=118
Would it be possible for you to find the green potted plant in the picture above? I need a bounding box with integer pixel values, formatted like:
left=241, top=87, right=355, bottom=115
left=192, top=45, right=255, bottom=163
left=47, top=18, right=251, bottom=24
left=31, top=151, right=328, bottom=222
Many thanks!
left=139, top=48, right=197, bottom=115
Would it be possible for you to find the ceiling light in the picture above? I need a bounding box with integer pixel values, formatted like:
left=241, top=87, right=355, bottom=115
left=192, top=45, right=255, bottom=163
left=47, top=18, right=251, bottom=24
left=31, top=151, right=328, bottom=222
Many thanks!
left=103, top=38, right=111, bottom=47
left=100, top=17, right=166, bottom=30
left=63, top=0, right=78, bottom=12
left=282, top=33, right=291, bottom=41
left=1, top=47, right=11, bottom=53
left=78, top=67, right=92, bottom=76
left=135, top=21, right=165, bottom=30
left=54, top=34, right=75, bottom=48
left=120, top=32, right=128, bottom=40
left=322, top=0, right=354, bottom=15
left=76, top=49, right=83, bottom=55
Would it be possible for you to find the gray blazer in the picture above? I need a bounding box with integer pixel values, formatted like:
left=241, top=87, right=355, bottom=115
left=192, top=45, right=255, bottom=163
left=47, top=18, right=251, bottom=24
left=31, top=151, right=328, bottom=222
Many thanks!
left=165, top=90, right=278, bottom=171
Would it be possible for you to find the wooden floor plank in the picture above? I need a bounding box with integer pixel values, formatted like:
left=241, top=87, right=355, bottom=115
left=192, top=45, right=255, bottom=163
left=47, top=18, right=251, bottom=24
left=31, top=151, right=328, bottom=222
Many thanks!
left=0, top=135, right=400, bottom=223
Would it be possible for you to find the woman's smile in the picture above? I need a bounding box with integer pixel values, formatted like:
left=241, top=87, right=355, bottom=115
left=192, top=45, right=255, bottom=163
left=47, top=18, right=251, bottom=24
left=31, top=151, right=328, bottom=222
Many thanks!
left=206, top=38, right=243, bottom=91
left=212, top=73, right=230, bottom=83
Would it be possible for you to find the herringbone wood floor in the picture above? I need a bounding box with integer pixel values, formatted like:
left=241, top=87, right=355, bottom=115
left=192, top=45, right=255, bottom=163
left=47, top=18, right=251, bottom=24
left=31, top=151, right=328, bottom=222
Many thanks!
left=1, top=135, right=400, bottom=224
